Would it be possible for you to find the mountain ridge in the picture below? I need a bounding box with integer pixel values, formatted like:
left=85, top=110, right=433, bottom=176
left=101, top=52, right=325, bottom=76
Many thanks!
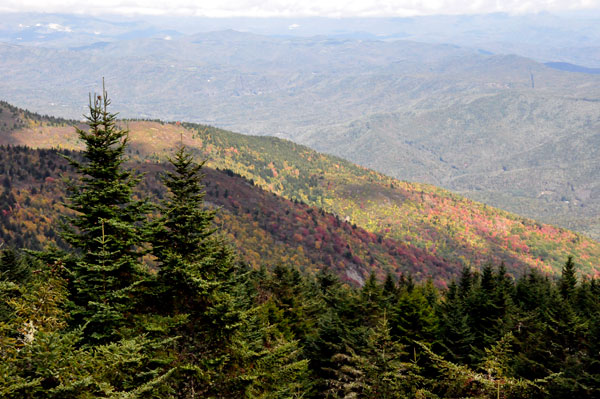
left=1, top=31, right=599, bottom=240
left=1, top=100, right=599, bottom=282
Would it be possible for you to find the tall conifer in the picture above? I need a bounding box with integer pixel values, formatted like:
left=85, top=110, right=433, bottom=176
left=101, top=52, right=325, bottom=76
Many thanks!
left=149, top=146, right=243, bottom=396
left=560, top=256, right=577, bottom=300
left=149, top=146, right=237, bottom=320
left=62, top=85, right=150, bottom=341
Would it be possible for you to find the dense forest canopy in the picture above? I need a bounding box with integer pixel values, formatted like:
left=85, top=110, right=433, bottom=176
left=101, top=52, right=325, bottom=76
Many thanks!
left=1, top=92, right=600, bottom=398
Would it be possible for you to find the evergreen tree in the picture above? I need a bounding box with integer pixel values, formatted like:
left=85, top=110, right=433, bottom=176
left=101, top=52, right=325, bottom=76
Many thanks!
left=306, top=270, right=361, bottom=397
left=258, top=264, right=321, bottom=343
left=0, top=254, right=173, bottom=398
left=0, top=248, right=32, bottom=285
left=324, top=347, right=367, bottom=399
left=480, top=264, right=495, bottom=293
left=438, top=282, right=474, bottom=364
left=358, top=273, right=384, bottom=328
left=419, top=337, right=543, bottom=399
left=61, top=87, right=151, bottom=341
left=149, top=146, right=232, bottom=311
left=559, top=256, right=577, bottom=301
left=148, top=145, right=245, bottom=396
left=240, top=299, right=311, bottom=398
left=465, top=268, right=501, bottom=361
left=492, top=262, right=515, bottom=335
left=390, top=285, right=438, bottom=357
left=458, top=266, right=473, bottom=298
left=361, top=312, right=413, bottom=399
left=382, top=272, right=398, bottom=305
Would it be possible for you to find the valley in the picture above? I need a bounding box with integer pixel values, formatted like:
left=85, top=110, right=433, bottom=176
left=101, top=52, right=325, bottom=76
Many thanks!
left=3, top=9, right=600, bottom=397
left=1, top=31, right=599, bottom=239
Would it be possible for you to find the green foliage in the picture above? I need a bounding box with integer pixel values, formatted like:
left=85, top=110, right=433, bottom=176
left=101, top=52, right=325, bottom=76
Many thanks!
left=559, top=256, right=577, bottom=300
left=61, top=88, right=151, bottom=342
left=360, top=313, right=414, bottom=398
left=419, top=340, right=544, bottom=399
left=390, top=283, right=439, bottom=355
left=149, top=146, right=236, bottom=317
left=0, top=252, right=172, bottom=399
left=3, top=96, right=600, bottom=398
left=239, top=308, right=311, bottom=399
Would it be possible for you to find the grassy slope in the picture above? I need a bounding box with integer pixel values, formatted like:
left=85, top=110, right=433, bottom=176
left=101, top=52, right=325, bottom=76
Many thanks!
left=1, top=102, right=599, bottom=279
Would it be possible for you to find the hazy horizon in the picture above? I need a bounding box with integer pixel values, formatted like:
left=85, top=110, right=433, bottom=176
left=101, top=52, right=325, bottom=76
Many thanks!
left=2, top=0, right=600, bottom=18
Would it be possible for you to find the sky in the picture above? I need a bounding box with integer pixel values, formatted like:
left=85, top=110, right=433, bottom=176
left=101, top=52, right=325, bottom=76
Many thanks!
left=1, top=0, right=600, bottom=17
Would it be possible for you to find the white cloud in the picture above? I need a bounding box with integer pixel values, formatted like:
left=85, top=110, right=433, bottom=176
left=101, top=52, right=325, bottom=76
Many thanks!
left=47, top=23, right=72, bottom=32
left=288, top=23, right=300, bottom=29
left=0, top=0, right=599, bottom=17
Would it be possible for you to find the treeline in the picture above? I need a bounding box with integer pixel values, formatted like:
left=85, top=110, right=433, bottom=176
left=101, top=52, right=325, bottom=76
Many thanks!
left=0, top=101, right=73, bottom=130
left=3, top=239, right=600, bottom=397
left=1, top=93, right=600, bottom=398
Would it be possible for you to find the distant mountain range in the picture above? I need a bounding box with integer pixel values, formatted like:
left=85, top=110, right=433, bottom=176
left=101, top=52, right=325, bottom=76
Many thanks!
left=2, top=12, right=600, bottom=67
left=1, top=101, right=599, bottom=285
left=545, top=62, right=600, bottom=74
left=1, top=28, right=599, bottom=240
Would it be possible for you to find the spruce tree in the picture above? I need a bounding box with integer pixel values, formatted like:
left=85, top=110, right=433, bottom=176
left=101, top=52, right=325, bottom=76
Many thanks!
left=149, top=146, right=238, bottom=321
left=560, top=256, right=577, bottom=301
left=382, top=272, right=398, bottom=304
left=61, top=86, right=151, bottom=341
left=361, top=312, right=412, bottom=399
left=150, top=146, right=225, bottom=305
left=0, top=254, right=173, bottom=398
left=149, top=145, right=243, bottom=396
left=438, top=282, right=474, bottom=364
left=391, top=285, right=438, bottom=356
left=359, top=272, right=385, bottom=328
left=458, top=266, right=473, bottom=297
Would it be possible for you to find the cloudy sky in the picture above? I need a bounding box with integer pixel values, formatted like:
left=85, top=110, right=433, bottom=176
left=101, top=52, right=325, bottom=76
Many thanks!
left=1, top=0, right=599, bottom=17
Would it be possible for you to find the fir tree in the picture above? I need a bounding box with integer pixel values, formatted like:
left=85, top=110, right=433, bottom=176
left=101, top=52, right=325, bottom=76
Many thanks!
left=438, top=281, right=474, bottom=364
left=560, top=256, right=577, bottom=301
left=240, top=297, right=311, bottom=398
left=149, top=145, right=239, bottom=325
left=458, top=266, right=473, bottom=298
left=0, top=254, right=173, bottom=398
left=390, top=284, right=438, bottom=357
left=382, top=272, right=399, bottom=305
left=361, top=312, right=412, bottom=399
left=359, top=273, right=384, bottom=328
left=149, top=146, right=226, bottom=309
left=0, top=248, right=32, bottom=285
left=61, top=85, right=151, bottom=342
left=149, top=145, right=245, bottom=396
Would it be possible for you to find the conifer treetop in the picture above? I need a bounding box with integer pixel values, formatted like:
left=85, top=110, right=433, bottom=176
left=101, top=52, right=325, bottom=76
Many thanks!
left=60, top=83, right=150, bottom=341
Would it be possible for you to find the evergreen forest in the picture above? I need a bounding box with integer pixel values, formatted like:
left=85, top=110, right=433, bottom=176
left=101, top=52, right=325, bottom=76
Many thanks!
left=2, top=92, right=600, bottom=398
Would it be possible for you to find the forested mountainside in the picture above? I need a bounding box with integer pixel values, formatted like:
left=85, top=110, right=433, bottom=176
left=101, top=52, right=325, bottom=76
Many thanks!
left=2, top=32, right=600, bottom=239
left=1, top=101, right=599, bottom=281
left=2, top=93, right=600, bottom=398
left=0, top=146, right=455, bottom=285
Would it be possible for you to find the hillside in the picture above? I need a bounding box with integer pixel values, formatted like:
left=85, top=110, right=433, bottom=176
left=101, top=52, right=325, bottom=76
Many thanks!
left=314, top=89, right=600, bottom=239
left=0, top=146, right=457, bottom=285
left=1, top=32, right=600, bottom=239
left=1, top=101, right=599, bottom=282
